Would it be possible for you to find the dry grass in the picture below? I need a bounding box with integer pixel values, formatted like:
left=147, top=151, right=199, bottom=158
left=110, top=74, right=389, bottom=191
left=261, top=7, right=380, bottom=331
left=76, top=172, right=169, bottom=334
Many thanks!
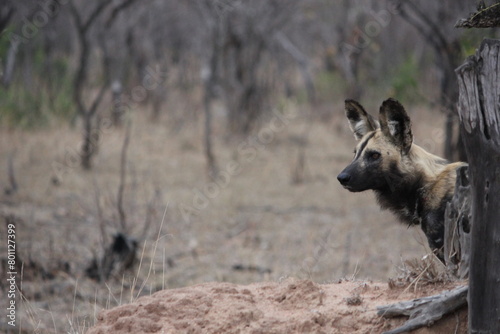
left=0, top=100, right=447, bottom=332
left=388, top=255, right=452, bottom=294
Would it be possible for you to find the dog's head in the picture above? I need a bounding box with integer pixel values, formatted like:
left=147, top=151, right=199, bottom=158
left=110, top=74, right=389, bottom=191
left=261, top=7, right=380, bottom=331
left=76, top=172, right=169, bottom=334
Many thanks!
left=337, top=98, right=413, bottom=192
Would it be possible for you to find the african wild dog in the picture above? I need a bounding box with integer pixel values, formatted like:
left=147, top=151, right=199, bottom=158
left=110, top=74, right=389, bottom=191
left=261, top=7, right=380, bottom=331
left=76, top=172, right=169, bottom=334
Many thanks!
left=337, top=98, right=466, bottom=261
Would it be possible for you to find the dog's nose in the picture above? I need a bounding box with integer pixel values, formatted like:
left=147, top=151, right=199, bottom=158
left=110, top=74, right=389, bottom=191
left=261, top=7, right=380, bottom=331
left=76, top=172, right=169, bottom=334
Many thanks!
left=337, top=173, right=351, bottom=185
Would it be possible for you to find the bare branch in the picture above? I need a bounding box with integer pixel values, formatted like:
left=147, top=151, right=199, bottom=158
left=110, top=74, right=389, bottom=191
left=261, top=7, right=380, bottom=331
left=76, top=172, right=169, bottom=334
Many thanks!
left=117, top=122, right=132, bottom=232
left=105, top=0, right=138, bottom=28
left=68, top=0, right=83, bottom=30
left=82, top=0, right=114, bottom=33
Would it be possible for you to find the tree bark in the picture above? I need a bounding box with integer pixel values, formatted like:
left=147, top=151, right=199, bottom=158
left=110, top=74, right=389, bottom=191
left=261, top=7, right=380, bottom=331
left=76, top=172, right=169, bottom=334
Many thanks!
left=456, top=38, right=500, bottom=334
left=443, top=165, right=471, bottom=279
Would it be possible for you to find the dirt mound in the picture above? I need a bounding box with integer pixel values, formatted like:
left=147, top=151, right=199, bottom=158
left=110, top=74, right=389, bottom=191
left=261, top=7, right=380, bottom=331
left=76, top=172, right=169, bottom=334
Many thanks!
left=87, top=279, right=467, bottom=334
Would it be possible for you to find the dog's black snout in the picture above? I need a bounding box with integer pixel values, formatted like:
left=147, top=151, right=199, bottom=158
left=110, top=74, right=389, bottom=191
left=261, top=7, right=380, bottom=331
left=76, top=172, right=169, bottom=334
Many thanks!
left=337, top=172, right=351, bottom=185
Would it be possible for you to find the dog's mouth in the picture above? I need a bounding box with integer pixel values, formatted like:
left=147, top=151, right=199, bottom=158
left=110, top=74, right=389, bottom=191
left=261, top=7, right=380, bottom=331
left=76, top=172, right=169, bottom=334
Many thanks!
left=341, top=184, right=363, bottom=193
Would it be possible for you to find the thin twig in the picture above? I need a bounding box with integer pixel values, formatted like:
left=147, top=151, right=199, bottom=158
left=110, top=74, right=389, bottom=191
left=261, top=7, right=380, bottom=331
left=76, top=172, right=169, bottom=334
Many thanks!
left=105, top=0, right=138, bottom=28
left=117, top=122, right=131, bottom=232
left=136, top=203, right=170, bottom=299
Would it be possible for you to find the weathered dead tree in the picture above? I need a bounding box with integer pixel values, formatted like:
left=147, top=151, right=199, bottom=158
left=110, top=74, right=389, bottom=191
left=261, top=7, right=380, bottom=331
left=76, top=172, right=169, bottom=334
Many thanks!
left=456, top=38, right=500, bottom=334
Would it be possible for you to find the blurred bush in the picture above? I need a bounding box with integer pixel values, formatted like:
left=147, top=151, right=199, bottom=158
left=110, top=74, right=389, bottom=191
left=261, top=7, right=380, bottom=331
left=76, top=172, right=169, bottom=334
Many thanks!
left=1, top=46, right=75, bottom=129
left=389, top=55, right=419, bottom=105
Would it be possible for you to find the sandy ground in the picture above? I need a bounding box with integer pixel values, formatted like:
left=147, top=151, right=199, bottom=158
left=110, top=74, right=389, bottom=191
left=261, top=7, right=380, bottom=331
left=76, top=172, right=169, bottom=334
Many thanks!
left=87, top=278, right=467, bottom=334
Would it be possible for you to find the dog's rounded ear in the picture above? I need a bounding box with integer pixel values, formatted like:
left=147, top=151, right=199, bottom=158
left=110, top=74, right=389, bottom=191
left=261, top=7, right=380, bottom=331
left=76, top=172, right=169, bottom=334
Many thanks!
left=379, top=98, right=413, bottom=154
left=345, top=99, right=379, bottom=140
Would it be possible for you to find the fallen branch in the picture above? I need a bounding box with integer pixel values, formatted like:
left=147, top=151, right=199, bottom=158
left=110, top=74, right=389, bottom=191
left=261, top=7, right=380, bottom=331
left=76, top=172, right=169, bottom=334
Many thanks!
left=377, top=285, right=468, bottom=334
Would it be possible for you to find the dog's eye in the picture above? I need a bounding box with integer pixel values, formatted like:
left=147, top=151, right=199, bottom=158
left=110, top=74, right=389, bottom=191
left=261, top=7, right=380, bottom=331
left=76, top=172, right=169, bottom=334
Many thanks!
left=370, top=152, right=381, bottom=160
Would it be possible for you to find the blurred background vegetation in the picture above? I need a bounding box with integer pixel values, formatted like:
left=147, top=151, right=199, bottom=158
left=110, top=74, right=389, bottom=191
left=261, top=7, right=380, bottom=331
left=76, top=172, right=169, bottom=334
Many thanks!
left=0, top=1, right=494, bottom=132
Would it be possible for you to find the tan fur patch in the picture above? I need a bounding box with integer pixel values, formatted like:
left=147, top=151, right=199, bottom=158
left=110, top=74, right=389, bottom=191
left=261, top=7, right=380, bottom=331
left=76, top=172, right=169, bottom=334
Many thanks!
left=420, top=162, right=467, bottom=209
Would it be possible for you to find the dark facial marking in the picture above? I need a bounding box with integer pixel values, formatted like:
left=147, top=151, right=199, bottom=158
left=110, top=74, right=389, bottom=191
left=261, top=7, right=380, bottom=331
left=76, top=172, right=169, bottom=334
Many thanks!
left=354, top=132, right=376, bottom=160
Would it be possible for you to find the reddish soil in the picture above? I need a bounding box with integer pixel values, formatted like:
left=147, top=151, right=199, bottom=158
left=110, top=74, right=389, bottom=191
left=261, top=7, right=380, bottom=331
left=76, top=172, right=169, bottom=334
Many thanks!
left=87, top=278, right=467, bottom=334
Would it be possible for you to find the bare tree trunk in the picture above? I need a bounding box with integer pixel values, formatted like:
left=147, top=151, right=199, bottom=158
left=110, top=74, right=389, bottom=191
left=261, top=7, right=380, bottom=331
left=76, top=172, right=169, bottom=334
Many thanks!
left=2, top=38, right=19, bottom=88
left=202, top=44, right=219, bottom=176
left=456, top=38, right=500, bottom=334
left=197, top=0, right=222, bottom=177
left=81, top=111, right=95, bottom=170
left=69, top=0, right=136, bottom=170
left=335, top=0, right=363, bottom=101
left=203, top=84, right=217, bottom=177
left=275, top=31, right=316, bottom=104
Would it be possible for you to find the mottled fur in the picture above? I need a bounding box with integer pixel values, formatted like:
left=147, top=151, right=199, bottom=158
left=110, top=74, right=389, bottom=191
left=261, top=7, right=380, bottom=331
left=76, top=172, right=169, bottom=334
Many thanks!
left=337, top=98, right=466, bottom=260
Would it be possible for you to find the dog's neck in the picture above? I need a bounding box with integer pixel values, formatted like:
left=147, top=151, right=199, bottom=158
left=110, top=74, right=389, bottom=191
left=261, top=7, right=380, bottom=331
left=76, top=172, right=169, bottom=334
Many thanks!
left=374, top=170, right=426, bottom=226
left=373, top=144, right=450, bottom=226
